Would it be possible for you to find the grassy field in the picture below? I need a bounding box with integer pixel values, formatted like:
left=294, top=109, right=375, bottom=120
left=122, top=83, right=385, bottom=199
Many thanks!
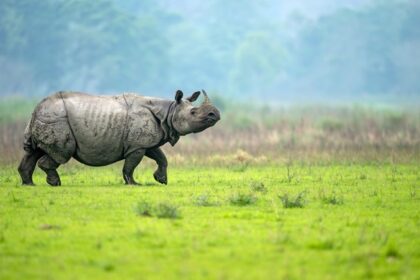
left=0, top=98, right=419, bottom=279
left=0, top=162, right=419, bottom=279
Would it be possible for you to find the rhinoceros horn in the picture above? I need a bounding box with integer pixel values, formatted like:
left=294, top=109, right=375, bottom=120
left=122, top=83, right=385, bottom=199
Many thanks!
left=202, top=89, right=211, bottom=105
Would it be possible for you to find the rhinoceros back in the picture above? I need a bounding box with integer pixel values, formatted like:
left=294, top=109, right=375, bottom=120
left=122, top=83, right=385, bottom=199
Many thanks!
left=62, top=93, right=127, bottom=166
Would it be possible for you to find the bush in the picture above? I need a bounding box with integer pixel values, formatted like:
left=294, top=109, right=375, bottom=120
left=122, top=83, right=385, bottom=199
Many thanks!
left=229, top=193, right=257, bottom=206
left=135, top=201, right=180, bottom=219
left=321, top=194, right=344, bottom=205
left=385, top=244, right=401, bottom=259
left=135, top=200, right=153, bottom=217
left=155, top=203, right=180, bottom=219
left=194, top=194, right=216, bottom=207
left=250, top=181, right=267, bottom=193
left=318, top=189, right=344, bottom=205
left=279, top=192, right=306, bottom=208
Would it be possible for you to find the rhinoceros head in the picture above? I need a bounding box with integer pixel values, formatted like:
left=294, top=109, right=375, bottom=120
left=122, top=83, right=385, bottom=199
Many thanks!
left=171, top=90, right=220, bottom=135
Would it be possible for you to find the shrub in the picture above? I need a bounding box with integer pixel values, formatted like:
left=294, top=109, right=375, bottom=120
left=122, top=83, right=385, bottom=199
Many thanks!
left=135, top=201, right=180, bottom=219
left=385, top=245, right=401, bottom=259
left=194, top=194, right=216, bottom=207
left=250, top=181, right=267, bottom=193
left=135, top=200, right=153, bottom=217
left=155, top=203, right=180, bottom=219
left=279, top=192, right=306, bottom=208
left=322, top=195, right=343, bottom=205
left=320, top=192, right=344, bottom=205
left=229, top=193, right=257, bottom=206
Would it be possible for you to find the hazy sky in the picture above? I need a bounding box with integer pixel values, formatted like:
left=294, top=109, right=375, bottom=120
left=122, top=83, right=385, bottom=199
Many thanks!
left=0, top=0, right=418, bottom=103
left=159, top=0, right=375, bottom=20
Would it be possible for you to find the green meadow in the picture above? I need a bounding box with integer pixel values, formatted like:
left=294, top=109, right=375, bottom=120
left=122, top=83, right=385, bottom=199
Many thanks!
left=0, top=163, right=419, bottom=279
left=1, top=98, right=419, bottom=279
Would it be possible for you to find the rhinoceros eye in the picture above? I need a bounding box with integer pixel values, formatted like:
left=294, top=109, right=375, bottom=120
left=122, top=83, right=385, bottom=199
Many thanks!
left=190, top=108, right=197, bottom=115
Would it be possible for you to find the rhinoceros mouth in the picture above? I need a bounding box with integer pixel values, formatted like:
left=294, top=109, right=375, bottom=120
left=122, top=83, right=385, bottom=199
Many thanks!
left=203, top=117, right=218, bottom=126
left=191, top=120, right=217, bottom=133
left=202, top=111, right=220, bottom=122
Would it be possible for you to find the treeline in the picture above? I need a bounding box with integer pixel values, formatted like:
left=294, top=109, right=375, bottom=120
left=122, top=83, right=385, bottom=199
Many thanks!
left=0, top=0, right=419, bottom=100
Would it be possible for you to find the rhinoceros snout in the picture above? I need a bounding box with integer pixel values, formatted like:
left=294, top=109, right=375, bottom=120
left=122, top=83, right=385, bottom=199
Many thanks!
left=206, top=110, right=220, bottom=122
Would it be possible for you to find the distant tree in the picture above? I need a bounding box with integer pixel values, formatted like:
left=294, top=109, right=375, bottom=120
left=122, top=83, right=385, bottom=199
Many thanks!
left=0, top=0, right=170, bottom=95
left=288, top=1, right=420, bottom=96
left=229, top=32, right=285, bottom=96
left=0, top=0, right=419, bottom=99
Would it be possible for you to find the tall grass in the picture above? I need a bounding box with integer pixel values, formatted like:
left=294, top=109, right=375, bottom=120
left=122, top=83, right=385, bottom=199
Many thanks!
left=1, top=97, right=419, bottom=164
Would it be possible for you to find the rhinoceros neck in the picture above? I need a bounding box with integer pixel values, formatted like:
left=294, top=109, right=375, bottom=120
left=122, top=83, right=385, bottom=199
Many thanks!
left=129, top=95, right=180, bottom=146
left=166, top=101, right=181, bottom=145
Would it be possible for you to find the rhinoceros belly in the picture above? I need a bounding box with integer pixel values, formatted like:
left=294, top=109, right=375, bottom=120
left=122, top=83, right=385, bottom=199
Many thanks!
left=63, top=94, right=127, bottom=166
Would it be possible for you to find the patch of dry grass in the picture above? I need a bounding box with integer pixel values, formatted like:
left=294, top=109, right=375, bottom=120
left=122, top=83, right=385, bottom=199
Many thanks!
left=1, top=104, right=419, bottom=164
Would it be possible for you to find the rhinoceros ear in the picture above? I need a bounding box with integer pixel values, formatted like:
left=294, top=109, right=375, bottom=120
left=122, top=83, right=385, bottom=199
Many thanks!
left=186, top=91, right=200, bottom=102
left=175, top=90, right=183, bottom=103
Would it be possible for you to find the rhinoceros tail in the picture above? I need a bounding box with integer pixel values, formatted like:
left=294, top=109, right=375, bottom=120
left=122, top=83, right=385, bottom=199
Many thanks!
left=23, top=112, right=37, bottom=154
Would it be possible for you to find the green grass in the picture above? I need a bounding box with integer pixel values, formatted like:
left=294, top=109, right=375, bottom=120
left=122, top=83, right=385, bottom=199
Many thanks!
left=0, top=162, right=419, bottom=279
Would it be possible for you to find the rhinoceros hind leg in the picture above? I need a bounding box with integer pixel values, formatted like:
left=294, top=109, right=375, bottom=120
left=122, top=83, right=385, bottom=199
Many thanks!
left=18, top=149, right=45, bottom=185
left=123, top=149, right=145, bottom=185
left=38, top=154, right=61, bottom=186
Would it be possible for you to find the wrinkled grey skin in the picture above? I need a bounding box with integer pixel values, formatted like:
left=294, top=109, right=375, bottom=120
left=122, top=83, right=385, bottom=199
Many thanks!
left=18, top=90, right=220, bottom=186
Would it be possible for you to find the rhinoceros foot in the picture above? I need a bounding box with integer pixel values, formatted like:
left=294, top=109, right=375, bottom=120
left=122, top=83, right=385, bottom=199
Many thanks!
left=123, top=174, right=141, bottom=186
left=46, top=174, right=61, bottom=186
left=153, top=168, right=167, bottom=185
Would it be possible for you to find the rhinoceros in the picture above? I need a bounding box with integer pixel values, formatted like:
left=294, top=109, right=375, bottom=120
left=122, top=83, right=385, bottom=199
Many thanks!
left=18, top=90, right=220, bottom=186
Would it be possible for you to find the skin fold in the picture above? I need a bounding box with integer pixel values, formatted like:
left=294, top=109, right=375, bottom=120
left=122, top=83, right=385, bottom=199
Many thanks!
left=18, top=90, right=220, bottom=186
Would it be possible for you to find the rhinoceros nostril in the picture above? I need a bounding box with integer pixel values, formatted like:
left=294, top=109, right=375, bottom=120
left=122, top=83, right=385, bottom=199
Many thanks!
left=206, top=111, right=220, bottom=122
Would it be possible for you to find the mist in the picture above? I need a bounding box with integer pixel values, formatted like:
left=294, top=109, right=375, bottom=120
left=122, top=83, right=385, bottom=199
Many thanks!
left=0, top=0, right=419, bottom=104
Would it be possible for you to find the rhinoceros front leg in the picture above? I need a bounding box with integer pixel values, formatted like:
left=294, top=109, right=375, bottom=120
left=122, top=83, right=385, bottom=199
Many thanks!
left=38, top=154, right=61, bottom=186
left=123, top=149, right=146, bottom=185
left=145, top=147, right=168, bottom=185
